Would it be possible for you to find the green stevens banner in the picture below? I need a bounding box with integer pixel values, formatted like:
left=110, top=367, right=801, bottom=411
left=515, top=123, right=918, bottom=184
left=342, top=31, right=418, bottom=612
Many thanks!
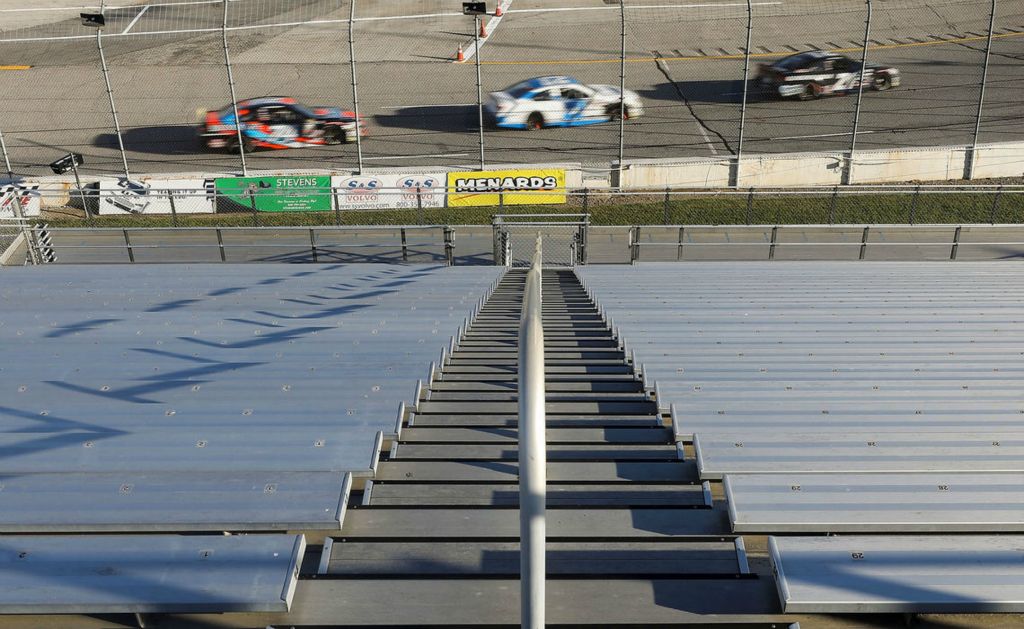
left=214, top=176, right=332, bottom=212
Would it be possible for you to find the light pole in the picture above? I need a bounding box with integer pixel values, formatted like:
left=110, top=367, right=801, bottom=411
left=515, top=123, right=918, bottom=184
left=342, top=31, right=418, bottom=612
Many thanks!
left=348, top=0, right=364, bottom=174
left=603, top=0, right=627, bottom=187
left=846, top=0, right=872, bottom=185
left=968, top=0, right=997, bottom=179
left=82, top=5, right=130, bottom=180
left=735, top=0, right=753, bottom=187
left=474, top=15, right=486, bottom=170
left=222, top=0, right=247, bottom=176
left=464, top=2, right=488, bottom=170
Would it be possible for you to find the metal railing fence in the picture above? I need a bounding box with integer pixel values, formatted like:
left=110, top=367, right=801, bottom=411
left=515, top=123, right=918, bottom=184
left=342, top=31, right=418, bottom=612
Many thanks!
left=23, top=184, right=1024, bottom=228
left=22, top=224, right=455, bottom=265
left=626, top=223, right=1024, bottom=262
left=0, top=0, right=1017, bottom=181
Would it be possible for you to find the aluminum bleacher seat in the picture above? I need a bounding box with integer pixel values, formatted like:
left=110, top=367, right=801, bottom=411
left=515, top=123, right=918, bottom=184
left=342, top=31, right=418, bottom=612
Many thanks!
left=770, top=535, right=1024, bottom=613
left=0, top=534, right=304, bottom=613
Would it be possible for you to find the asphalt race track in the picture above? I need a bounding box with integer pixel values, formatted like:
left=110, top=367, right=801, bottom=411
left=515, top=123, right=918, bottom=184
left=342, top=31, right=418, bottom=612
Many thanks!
left=1, top=0, right=1023, bottom=177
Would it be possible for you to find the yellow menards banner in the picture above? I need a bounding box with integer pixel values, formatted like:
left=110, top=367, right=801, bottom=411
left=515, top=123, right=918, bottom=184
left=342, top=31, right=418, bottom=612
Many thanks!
left=446, top=169, right=567, bottom=207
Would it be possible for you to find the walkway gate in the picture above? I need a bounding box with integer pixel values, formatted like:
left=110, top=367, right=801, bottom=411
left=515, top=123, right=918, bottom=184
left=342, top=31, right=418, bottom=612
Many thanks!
left=492, top=214, right=589, bottom=267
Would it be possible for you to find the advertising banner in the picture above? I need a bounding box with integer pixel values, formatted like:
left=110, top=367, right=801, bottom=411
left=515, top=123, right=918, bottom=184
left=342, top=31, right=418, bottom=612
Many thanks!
left=0, top=184, right=41, bottom=218
left=446, top=169, right=567, bottom=207
left=332, top=173, right=446, bottom=211
left=97, top=178, right=214, bottom=215
left=213, top=175, right=332, bottom=213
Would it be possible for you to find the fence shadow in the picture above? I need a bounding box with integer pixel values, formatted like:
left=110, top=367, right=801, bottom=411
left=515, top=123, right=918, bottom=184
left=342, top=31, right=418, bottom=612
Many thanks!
left=638, top=80, right=751, bottom=105
left=373, top=106, right=478, bottom=133
left=94, top=126, right=202, bottom=155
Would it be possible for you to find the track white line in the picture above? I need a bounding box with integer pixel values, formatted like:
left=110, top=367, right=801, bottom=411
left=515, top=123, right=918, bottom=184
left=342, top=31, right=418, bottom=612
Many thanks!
left=363, top=153, right=469, bottom=161
left=459, top=0, right=513, bottom=64
left=770, top=130, right=877, bottom=140
left=510, top=2, right=782, bottom=14
left=120, top=5, right=149, bottom=35
left=0, top=0, right=784, bottom=43
left=381, top=104, right=476, bottom=110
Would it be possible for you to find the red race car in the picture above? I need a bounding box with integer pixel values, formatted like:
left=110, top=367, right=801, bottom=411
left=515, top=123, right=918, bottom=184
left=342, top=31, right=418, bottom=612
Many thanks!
left=199, top=96, right=366, bottom=151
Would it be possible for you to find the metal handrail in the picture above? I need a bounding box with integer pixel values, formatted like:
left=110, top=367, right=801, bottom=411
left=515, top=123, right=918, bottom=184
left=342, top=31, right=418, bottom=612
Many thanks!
left=518, top=235, right=545, bottom=629
left=27, top=225, right=454, bottom=265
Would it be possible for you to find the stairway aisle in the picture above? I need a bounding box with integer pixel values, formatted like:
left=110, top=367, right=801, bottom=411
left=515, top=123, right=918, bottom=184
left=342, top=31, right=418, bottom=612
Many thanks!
left=318, top=269, right=784, bottom=626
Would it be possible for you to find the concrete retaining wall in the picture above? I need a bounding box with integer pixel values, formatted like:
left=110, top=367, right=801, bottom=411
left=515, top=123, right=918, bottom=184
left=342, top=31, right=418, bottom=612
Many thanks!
left=972, top=142, right=1024, bottom=179
left=619, top=141, right=1024, bottom=189
left=849, top=147, right=967, bottom=184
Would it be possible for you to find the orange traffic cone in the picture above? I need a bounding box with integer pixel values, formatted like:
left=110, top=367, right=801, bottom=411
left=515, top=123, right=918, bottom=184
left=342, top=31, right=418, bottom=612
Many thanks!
left=456, top=43, right=465, bottom=62
left=479, top=20, right=488, bottom=38
left=494, top=4, right=503, bottom=16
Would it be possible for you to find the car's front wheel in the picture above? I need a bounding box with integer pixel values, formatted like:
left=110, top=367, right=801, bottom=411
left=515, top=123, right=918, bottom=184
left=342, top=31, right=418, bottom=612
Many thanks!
left=225, top=134, right=255, bottom=154
left=325, top=127, right=346, bottom=145
left=608, top=104, right=631, bottom=120
left=526, top=112, right=544, bottom=130
left=797, top=84, right=818, bottom=101
left=873, top=75, right=893, bottom=91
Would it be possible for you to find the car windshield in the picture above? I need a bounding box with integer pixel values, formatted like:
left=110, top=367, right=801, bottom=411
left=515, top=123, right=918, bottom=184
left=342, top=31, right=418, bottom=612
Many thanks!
left=222, top=101, right=317, bottom=118
left=505, top=81, right=536, bottom=99
left=290, top=103, right=317, bottom=118
left=775, top=53, right=818, bottom=71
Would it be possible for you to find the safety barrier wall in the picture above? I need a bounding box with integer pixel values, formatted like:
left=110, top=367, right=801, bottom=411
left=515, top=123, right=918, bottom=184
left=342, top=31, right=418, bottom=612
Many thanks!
left=11, top=141, right=1020, bottom=215
left=618, top=141, right=1024, bottom=189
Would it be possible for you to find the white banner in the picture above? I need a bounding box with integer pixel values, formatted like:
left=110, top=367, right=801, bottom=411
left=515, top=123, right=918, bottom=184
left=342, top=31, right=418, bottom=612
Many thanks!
left=97, top=178, right=214, bottom=215
left=0, top=184, right=41, bottom=218
left=331, top=173, right=446, bottom=211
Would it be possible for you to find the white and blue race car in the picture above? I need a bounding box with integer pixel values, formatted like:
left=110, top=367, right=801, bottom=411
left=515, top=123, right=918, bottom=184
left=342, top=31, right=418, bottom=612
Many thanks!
left=485, top=76, right=644, bottom=130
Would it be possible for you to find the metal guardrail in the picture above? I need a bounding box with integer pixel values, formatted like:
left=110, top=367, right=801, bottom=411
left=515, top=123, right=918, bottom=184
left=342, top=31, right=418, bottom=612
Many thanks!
left=627, top=224, right=1024, bottom=262
left=26, top=225, right=455, bottom=265
left=518, top=235, right=545, bottom=629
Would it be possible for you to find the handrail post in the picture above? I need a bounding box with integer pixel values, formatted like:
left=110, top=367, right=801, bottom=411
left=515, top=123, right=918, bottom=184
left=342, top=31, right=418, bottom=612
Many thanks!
left=519, top=236, right=546, bottom=629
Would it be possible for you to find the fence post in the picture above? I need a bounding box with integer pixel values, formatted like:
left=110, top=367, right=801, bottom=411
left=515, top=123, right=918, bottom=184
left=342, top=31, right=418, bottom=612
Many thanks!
left=69, top=156, right=94, bottom=224
left=827, top=186, right=838, bottom=224
left=348, top=0, right=364, bottom=173
left=616, top=0, right=627, bottom=189
left=222, top=0, right=247, bottom=175
left=168, top=190, right=179, bottom=227
left=416, top=187, right=424, bottom=225
left=474, top=14, right=485, bottom=170
left=122, top=228, right=135, bottom=263
left=248, top=186, right=259, bottom=227
left=444, top=227, right=455, bottom=266
left=582, top=188, right=589, bottom=214
left=966, top=0, right=997, bottom=180
left=333, top=186, right=342, bottom=225
left=989, top=186, right=1002, bottom=224
left=950, top=226, right=962, bottom=260
left=216, top=228, right=227, bottom=261
left=96, top=2, right=131, bottom=181
left=908, top=185, right=920, bottom=224
left=745, top=187, right=754, bottom=224
left=0, top=127, right=39, bottom=264
left=735, top=0, right=753, bottom=188
left=844, top=0, right=872, bottom=186
left=663, top=187, right=670, bottom=225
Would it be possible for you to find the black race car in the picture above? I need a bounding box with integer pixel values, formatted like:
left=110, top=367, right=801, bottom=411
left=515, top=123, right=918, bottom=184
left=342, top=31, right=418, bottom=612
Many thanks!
left=756, top=51, right=900, bottom=100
